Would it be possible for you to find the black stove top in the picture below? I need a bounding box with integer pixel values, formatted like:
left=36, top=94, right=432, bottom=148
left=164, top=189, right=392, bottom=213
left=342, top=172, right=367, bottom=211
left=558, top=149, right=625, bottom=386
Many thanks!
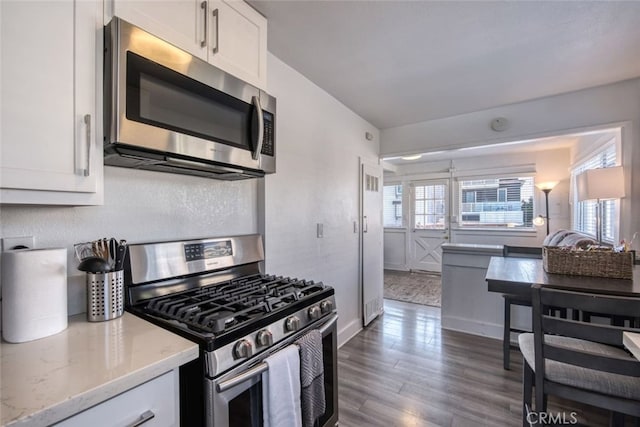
left=128, top=273, right=334, bottom=350
left=123, top=235, right=337, bottom=354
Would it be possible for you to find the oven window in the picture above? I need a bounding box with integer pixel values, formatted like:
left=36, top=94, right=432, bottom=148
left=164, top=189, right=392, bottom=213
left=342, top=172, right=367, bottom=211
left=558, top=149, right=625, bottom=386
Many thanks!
left=228, top=381, right=263, bottom=427
left=126, top=51, right=252, bottom=151
left=318, top=332, right=335, bottom=427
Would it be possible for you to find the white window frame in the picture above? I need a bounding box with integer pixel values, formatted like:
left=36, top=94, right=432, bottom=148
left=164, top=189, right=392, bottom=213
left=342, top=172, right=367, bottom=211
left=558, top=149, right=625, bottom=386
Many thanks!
left=570, top=142, right=619, bottom=244
left=455, top=174, right=537, bottom=230
left=383, top=183, right=404, bottom=228
left=412, top=181, right=447, bottom=230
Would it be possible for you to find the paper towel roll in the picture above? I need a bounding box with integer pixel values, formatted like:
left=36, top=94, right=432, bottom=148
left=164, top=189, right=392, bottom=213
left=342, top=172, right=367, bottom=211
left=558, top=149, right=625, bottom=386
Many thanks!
left=2, top=248, right=68, bottom=343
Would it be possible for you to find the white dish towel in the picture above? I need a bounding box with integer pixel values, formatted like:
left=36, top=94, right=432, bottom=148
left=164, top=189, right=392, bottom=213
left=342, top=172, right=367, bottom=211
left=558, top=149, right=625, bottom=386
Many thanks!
left=262, top=344, right=302, bottom=427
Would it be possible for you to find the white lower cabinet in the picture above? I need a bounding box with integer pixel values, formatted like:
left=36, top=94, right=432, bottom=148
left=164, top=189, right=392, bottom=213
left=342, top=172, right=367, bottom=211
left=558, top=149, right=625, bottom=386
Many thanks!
left=54, top=370, right=179, bottom=427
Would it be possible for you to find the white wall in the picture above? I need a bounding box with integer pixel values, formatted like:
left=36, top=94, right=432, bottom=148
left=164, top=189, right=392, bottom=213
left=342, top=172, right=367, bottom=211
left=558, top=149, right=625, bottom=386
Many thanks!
left=381, top=78, right=640, bottom=242
left=0, top=167, right=259, bottom=316
left=264, top=53, right=380, bottom=346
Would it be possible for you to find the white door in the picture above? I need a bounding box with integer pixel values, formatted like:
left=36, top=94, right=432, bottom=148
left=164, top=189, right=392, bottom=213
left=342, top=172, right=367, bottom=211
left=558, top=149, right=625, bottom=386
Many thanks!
left=409, top=180, right=449, bottom=273
left=362, top=162, right=384, bottom=326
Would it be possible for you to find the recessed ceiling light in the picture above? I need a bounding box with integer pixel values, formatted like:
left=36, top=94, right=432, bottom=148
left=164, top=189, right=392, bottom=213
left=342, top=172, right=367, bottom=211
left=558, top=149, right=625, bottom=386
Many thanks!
left=401, top=154, right=422, bottom=161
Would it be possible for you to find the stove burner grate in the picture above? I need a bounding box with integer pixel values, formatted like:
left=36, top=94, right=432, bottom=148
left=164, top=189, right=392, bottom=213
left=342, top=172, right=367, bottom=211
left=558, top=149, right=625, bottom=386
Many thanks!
left=143, top=273, right=326, bottom=334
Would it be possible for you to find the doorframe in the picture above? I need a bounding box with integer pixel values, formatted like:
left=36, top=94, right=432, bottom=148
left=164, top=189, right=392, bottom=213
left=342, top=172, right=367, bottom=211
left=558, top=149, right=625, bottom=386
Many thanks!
left=383, top=168, right=456, bottom=272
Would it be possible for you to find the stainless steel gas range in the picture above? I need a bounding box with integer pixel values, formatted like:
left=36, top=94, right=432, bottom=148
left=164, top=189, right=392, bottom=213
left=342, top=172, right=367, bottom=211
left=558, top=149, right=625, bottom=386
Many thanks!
left=123, top=234, right=338, bottom=427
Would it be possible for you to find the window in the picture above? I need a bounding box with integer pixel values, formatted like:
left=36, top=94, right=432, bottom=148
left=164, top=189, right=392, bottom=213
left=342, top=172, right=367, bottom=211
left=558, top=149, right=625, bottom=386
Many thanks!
left=383, top=184, right=403, bottom=227
left=458, top=176, right=535, bottom=228
left=571, top=144, right=617, bottom=243
left=413, top=183, right=446, bottom=229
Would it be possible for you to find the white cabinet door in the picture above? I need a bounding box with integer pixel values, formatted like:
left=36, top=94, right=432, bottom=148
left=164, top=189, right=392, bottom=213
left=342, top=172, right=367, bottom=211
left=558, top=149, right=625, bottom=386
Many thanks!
left=110, top=0, right=207, bottom=61
left=54, top=370, right=179, bottom=427
left=207, top=0, right=267, bottom=89
left=0, top=0, right=103, bottom=205
left=108, top=0, right=267, bottom=89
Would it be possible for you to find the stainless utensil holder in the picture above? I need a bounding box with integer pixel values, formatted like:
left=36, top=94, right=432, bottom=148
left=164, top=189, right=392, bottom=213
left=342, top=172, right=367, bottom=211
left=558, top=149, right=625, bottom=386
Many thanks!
left=86, top=270, right=124, bottom=322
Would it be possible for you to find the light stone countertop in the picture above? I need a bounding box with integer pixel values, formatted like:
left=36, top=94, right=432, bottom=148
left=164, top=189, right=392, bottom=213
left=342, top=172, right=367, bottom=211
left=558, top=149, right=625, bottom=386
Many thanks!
left=1, top=313, right=199, bottom=427
left=623, top=332, right=640, bottom=361
left=441, top=243, right=504, bottom=255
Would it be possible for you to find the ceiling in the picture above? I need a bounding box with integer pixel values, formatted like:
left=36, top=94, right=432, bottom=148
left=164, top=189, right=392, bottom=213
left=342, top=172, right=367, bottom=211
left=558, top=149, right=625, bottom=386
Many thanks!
left=382, top=129, right=616, bottom=165
left=249, top=0, right=640, bottom=130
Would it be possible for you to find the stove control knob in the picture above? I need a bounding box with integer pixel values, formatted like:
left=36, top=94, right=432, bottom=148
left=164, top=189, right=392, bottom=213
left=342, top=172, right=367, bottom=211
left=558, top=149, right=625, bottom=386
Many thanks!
left=285, top=316, right=300, bottom=332
left=233, top=340, right=253, bottom=359
left=308, top=305, right=321, bottom=320
left=256, top=330, right=273, bottom=347
left=320, top=300, right=333, bottom=314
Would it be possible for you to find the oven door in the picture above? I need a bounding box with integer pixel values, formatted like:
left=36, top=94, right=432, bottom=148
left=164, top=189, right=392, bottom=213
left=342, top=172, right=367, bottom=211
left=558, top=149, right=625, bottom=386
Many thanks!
left=206, top=313, right=338, bottom=427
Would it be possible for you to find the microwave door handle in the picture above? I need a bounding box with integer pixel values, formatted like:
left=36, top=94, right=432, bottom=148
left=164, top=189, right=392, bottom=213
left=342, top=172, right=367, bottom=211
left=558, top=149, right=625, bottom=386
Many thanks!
left=251, top=96, right=264, bottom=160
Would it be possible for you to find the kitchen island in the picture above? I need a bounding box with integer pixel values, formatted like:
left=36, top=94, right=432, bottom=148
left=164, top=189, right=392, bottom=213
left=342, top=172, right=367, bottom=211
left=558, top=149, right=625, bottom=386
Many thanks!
left=1, top=313, right=198, bottom=427
left=441, top=243, right=532, bottom=339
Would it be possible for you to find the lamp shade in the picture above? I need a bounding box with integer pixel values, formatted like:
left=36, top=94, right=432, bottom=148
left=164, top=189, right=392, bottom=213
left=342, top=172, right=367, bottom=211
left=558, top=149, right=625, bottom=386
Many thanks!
left=576, top=166, right=625, bottom=201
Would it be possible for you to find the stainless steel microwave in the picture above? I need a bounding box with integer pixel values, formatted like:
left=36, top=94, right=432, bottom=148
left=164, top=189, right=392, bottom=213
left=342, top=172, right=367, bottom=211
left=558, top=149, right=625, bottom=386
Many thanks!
left=104, top=18, right=276, bottom=180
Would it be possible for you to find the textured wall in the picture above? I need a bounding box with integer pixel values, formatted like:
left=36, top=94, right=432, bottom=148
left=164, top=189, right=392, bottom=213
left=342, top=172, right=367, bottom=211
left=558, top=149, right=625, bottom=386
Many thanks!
left=264, top=53, right=380, bottom=344
left=0, top=166, right=259, bottom=315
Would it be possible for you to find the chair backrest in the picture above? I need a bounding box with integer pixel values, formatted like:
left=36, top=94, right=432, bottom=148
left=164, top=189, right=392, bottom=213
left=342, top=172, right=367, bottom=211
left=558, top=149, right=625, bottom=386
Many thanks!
left=532, top=285, right=640, bottom=378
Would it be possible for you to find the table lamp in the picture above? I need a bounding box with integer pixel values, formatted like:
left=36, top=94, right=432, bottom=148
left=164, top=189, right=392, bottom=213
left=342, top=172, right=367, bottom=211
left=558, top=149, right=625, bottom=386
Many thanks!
left=575, top=166, right=625, bottom=245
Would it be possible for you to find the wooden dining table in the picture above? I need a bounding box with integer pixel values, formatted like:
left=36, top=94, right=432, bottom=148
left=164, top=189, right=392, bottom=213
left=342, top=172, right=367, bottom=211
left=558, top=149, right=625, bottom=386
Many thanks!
left=485, top=256, right=640, bottom=298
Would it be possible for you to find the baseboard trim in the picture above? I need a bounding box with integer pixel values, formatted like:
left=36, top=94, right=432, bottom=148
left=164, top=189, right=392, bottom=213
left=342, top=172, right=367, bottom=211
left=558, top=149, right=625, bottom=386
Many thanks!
left=442, top=315, right=502, bottom=340
left=338, top=318, right=362, bottom=348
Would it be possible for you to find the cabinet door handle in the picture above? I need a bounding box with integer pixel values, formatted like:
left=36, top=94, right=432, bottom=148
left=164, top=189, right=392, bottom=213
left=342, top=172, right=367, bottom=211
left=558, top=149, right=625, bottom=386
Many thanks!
left=200, top=1, right=207, bottom=48
left=83, top=114, right=91, bottom=177
left=212, top=8, right=219, bottom=54
left=127, top=410, right=155, bottom=427
left=363, top=216, right=368, bottom=233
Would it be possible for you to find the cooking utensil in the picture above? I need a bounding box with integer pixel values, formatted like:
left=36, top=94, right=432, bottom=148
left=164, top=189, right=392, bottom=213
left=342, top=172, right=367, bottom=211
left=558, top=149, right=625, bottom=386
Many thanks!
left=77, top=256, right=111, bottom=273
left=74, top=241, right=100, bottom=261
left=114, top=241, right=127, bottom=271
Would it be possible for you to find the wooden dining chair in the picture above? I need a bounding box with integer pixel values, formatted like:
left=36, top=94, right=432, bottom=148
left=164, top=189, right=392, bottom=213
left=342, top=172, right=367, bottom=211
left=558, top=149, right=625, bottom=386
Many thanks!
left=501, top=246, right=569, bottom=370
left=518, top=285, right=640, bottom=426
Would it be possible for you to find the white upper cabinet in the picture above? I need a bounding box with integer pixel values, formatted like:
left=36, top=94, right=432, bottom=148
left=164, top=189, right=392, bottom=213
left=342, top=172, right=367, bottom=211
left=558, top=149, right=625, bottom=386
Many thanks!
left=108, top=0, right=267, bottom=89
left=0, top=0, right=103, bottom=205
left=206, top=0, right=267, bottom=89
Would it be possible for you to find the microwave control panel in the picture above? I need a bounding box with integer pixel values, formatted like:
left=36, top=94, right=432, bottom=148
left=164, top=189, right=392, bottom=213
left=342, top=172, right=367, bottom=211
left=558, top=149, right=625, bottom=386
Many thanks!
left=261, top=112, right=275, bottom=157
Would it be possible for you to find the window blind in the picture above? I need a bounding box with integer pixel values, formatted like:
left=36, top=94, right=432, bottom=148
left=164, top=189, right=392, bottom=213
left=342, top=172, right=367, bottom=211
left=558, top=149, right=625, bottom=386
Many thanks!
left=571, top=144, right=617, bottom=243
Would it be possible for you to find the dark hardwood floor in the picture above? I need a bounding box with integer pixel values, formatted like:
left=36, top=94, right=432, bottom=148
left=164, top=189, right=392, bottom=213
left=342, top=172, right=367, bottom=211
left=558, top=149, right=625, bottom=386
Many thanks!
left=337, top=299, right=612, bottom=427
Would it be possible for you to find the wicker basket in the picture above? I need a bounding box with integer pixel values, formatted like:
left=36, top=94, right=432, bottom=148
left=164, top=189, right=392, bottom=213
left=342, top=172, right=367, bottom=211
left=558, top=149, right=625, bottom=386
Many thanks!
left=542, top=246, right=633, bottom=279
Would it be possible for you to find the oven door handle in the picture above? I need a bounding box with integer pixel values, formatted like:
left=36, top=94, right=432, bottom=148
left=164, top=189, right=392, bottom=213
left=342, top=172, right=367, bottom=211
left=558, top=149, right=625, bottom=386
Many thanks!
left=318, top=313, right=338, bottom=335
left=217, top=362, right=268, bottom=393
left=217, top=313, right=338, bottom=393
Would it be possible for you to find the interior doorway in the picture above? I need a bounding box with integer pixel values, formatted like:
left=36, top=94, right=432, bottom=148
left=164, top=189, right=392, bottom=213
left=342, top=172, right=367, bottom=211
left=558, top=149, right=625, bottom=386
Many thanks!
left=408, top=179, right=449, bottom=273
